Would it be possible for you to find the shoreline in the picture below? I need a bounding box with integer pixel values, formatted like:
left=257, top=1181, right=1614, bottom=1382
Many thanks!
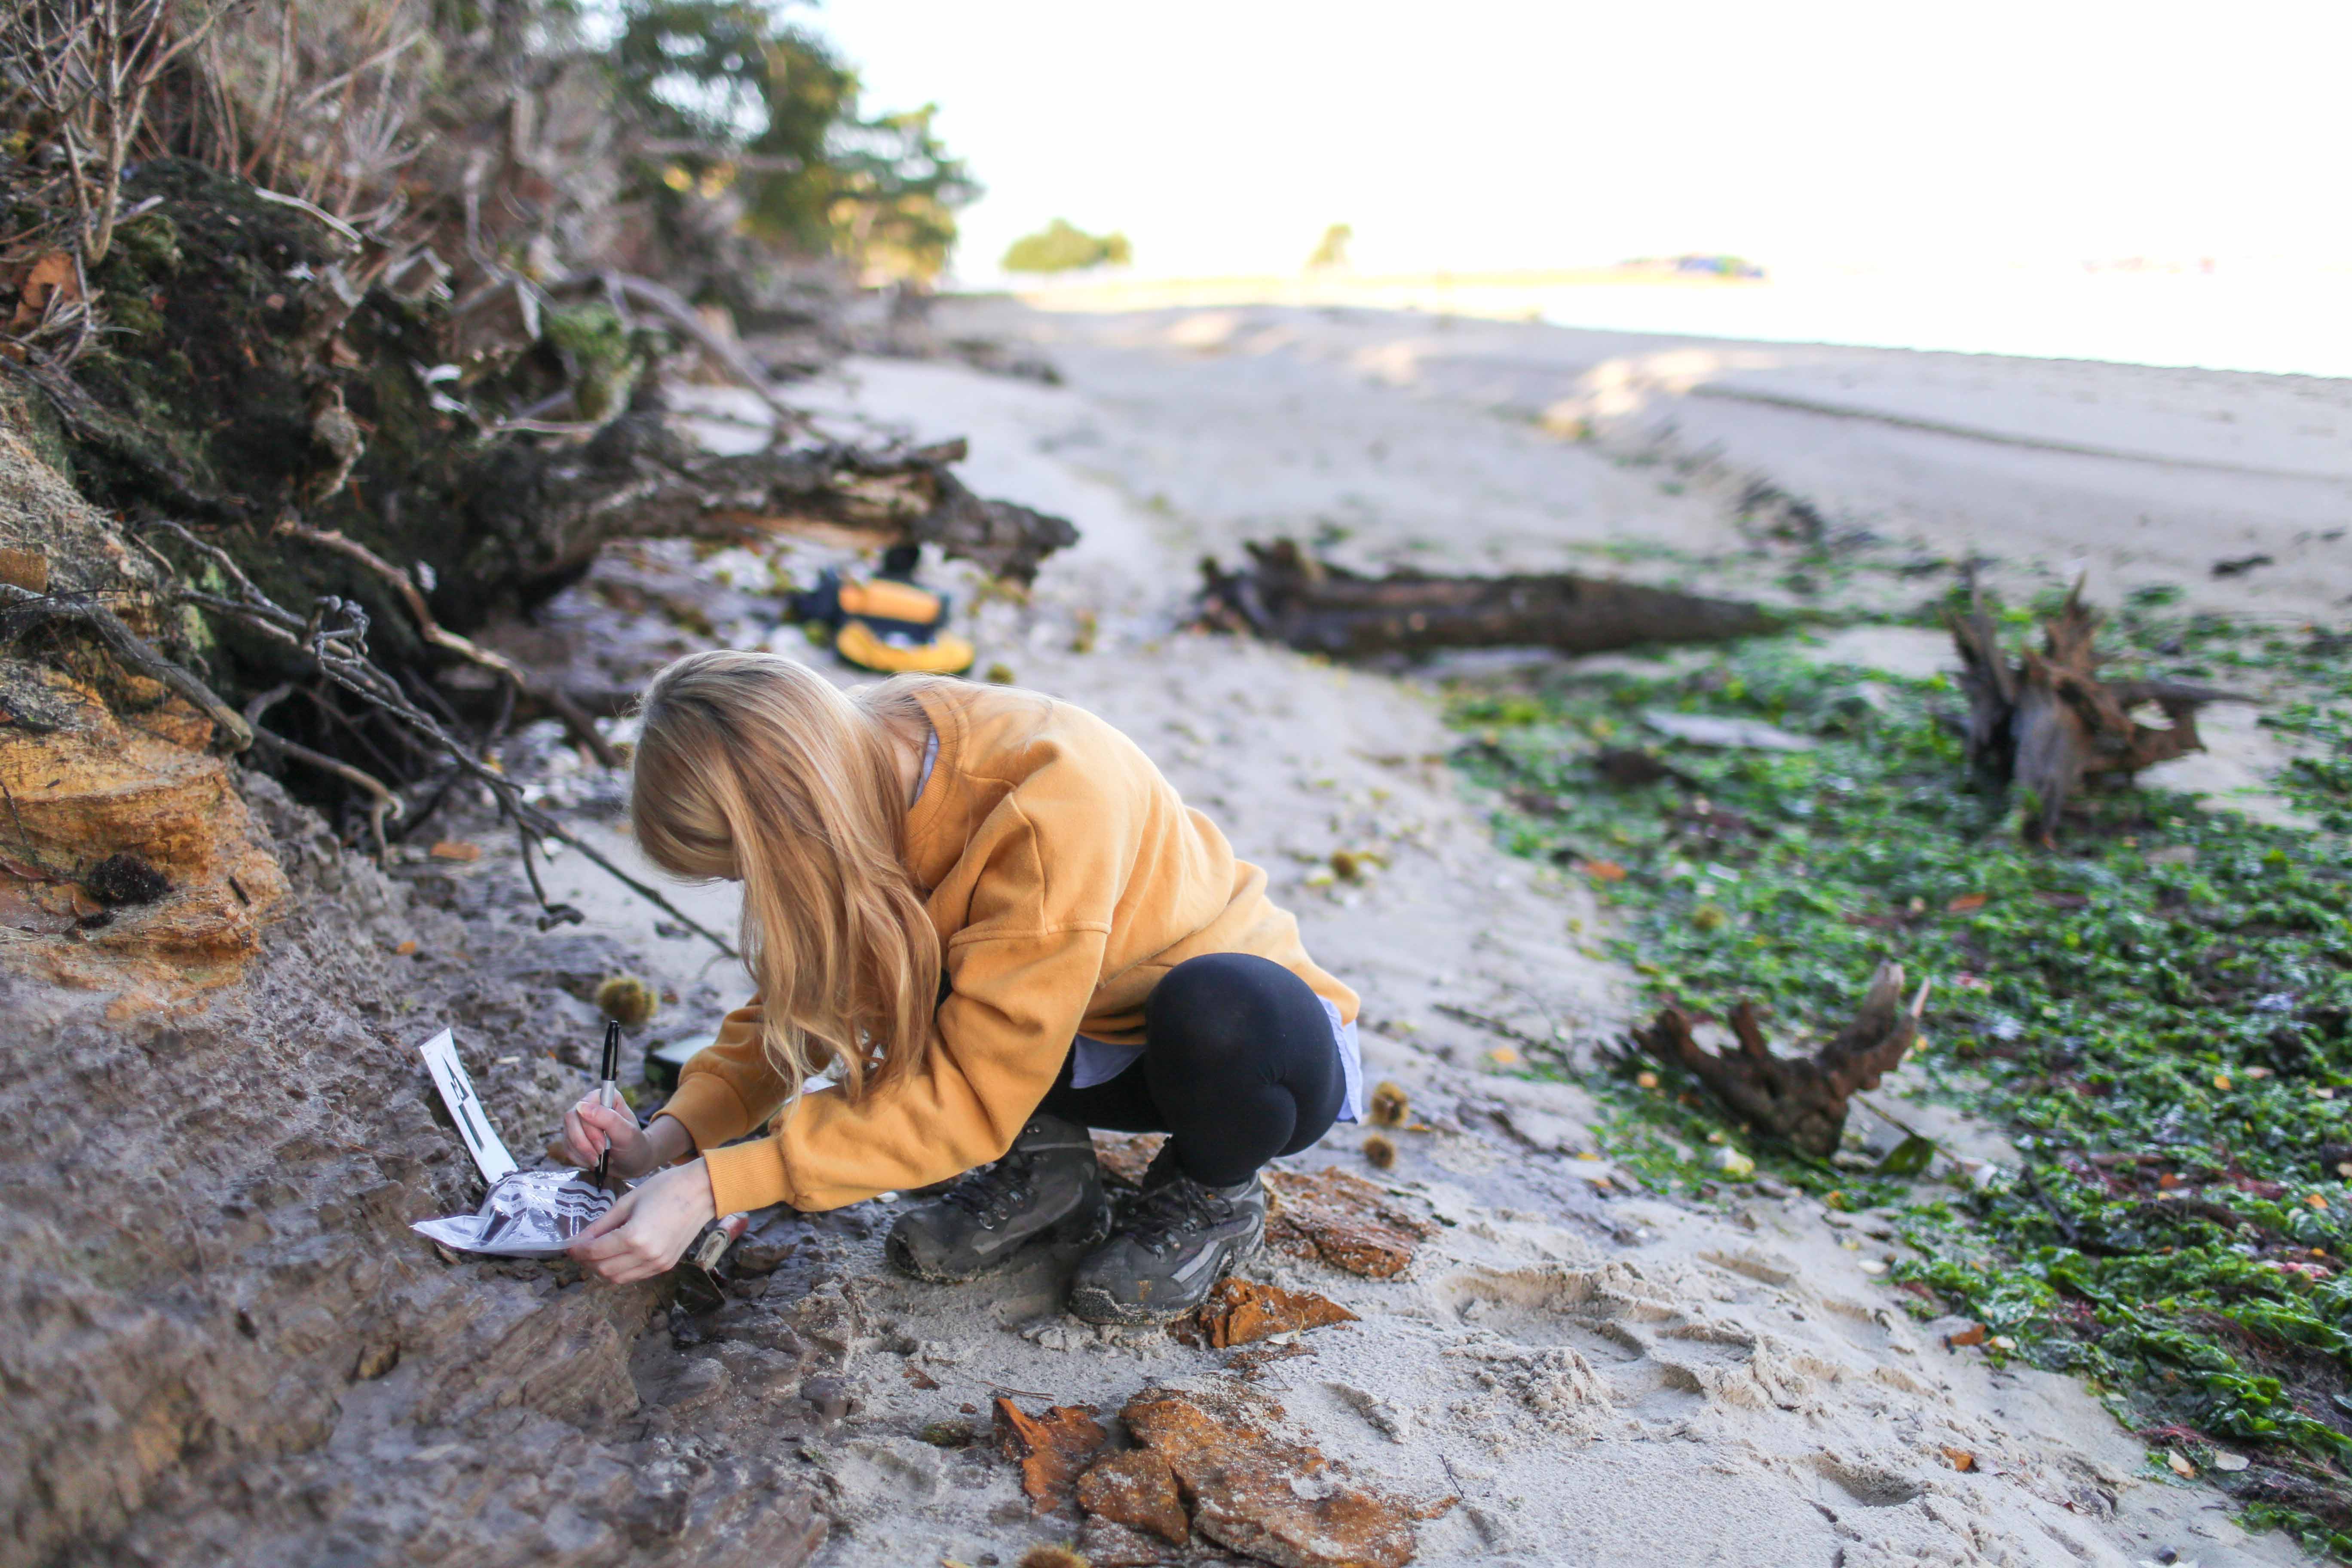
left=971, top=265, right=2352, bottom=380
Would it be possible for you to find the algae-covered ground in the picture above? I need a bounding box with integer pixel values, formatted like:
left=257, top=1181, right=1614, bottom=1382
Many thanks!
left=1447, top=593, right=2352, bottom=1555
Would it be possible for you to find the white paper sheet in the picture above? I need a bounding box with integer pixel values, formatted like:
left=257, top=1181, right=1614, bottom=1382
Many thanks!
left=418, top=1028, right=517, bottom=1183
left=413, top=1168, right=614, bottom=1258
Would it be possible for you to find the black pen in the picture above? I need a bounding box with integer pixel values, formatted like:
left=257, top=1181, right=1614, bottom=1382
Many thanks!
left=594, top=1018, right=621, bottom=1187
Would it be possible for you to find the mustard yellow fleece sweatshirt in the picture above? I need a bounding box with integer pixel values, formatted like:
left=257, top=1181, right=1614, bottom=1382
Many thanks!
left=658, top=682, right=1357, bottom=1215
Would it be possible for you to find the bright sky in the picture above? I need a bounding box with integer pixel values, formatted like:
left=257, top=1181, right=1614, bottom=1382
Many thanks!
left=808, top=0, right=2352, bottom=282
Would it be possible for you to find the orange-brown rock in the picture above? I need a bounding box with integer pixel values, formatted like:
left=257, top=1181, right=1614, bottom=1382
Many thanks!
left=1120, top=1384, right=1435, bottom=1568
left=1076, top=1449, right=1189, bottom=1546
left=1264, top=1167, right=1437, bottom=1279
left=994, top=1397, right=1106, bottom=1514
left=1197, top=1278, right=1359, bottom=1349
left=0, top=671, right=286, bottom=998
left=1093, top=1131, right=1166, bottom=1190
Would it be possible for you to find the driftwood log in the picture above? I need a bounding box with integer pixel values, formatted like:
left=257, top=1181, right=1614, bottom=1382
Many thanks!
left=1949, top=585, right=2248, bottom=844
left=1198, top=539, right=1777, bottom=658
left=1633, top=962, right=1929, bottom=1158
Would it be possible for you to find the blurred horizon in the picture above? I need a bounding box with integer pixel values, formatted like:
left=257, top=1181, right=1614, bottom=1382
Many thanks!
left=809, top=0, right=2352, bottom=374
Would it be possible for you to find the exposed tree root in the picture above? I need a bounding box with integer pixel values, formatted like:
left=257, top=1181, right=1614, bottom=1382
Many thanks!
left=1198, top=539, right=1778, bottom=658
left=1949, top=583, right=2249, bottom=844
left=1632, top=962, right=1930, bottom=1158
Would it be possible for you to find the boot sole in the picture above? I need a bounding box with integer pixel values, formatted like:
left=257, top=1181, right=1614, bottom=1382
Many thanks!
left=887, top=1191, right=1113, bottom=1284
left=1065, top=1225, right=1264, bottom=1326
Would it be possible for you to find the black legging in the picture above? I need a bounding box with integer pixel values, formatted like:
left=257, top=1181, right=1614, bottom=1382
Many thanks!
left=1036, top=952, right=1344, bottom=1187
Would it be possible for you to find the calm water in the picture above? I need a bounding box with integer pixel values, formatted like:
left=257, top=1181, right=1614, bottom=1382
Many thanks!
left=1515, top=266, right=2352, bottom=379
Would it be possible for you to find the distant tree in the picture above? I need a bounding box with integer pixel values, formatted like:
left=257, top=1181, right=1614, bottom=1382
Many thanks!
left=1306, top=223, right=1352, bottom=270
left=826, top=104, right=976, bottom=282
left=609, top=1, right=979, bottom=281
left=1001, top=219, right=1132, bottom=274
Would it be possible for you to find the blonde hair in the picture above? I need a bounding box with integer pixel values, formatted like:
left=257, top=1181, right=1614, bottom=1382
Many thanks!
left=629, top=650, right=945, bottom=1107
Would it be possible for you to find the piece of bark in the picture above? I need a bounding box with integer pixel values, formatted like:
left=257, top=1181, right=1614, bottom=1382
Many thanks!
left=993, top=1398, right=1107, bottom=1515
left=1077, top=1450, right=1191, bottom=1546
left=1632, top=962, right=1930, bottom=1159
left=1949, top=583, right=2248, bottom=844
left=1120, top=1384, right=1442, bottom=1568
left=1263, top=1168, right=1437, bottom=1279
left=1196, top=1278, right=1359, bottom=1349
left=1198, top=538, right=1777, bottom=658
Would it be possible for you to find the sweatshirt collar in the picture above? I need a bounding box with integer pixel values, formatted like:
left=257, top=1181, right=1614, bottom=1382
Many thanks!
left=902, top=684, right=967, bottom=887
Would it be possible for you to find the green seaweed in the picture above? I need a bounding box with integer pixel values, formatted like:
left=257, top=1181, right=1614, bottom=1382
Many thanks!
left=1446, top=605, right=2352, bottom=1555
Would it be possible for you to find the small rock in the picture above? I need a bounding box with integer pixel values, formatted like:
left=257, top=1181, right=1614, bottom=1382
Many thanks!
left=1196, top=1277, right=1358, bottom=1348
left=1078, top=1514, right=1181, bottom=1566
left=1325, top=1381, right=1412, bottom=1442
left=83, top=851, right=170, bottom=907
left=994, top=1397, right=1106, bottom=1514
left=1640, top=709, right=1818, bottom=752
left=1264, top=1167, right=1437, bottom=1279
left=1077, top=1449, right=1189, bottom=1545
left=799, top=1374, right=857, bottom=1423
left=667, top=1357, right=731, bottom=1412
left=1120, top=1384, right=1443, bottom=1568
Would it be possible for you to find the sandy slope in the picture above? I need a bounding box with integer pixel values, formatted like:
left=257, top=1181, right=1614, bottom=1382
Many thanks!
left=549, top=326, right=2328, bottom=1568
left=951, top=297, right=2352, bottom=625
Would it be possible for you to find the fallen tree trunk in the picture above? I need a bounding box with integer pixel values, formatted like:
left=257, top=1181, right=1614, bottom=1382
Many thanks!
left=1197, top=539, right=1778, bottom=658
left=1632, top=962, right=1929, bottom=1158
left=1949, top=584, right=2248, bottom=845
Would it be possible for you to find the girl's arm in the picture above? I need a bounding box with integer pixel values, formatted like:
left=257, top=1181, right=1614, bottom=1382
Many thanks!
left=701, top=923, right=1113, bottom=1214
left=708, top=777, right=1134, bottom=1213
left=655, top=999, right=789, bottom=1156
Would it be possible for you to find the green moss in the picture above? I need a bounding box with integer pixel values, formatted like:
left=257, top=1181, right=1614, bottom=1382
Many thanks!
left=542, top=302, right=640, bottom=422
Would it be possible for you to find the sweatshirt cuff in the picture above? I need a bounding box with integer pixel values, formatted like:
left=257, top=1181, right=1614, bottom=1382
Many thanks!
left=702, top=1136, right=793, bottom=1216
left=660, top=1072, right=757, bottom=1156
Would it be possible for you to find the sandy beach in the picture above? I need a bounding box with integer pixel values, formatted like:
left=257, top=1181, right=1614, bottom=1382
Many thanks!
left=513, top=300, right=2347, bottom=1566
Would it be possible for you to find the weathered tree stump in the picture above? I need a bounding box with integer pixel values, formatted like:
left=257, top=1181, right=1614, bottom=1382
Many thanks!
left=1949, top=584, right=2248, bottom=844
left=1633, top=962, right=1929, bottom=1158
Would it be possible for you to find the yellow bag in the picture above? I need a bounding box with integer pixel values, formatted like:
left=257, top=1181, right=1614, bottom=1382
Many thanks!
left=835, top=618, right=975, bottom=675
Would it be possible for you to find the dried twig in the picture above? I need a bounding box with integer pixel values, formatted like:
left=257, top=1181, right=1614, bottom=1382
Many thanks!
left=6, top=0, right=227, bottom=266
left=142, top=521, right=729, bottom=952
left=298, top=597, right=733, bottom=953
left=0, top=580, right=252, bottom=750
left=244, top=681, right=398, bottom=857
left=272, top=518, right=619, bottom=766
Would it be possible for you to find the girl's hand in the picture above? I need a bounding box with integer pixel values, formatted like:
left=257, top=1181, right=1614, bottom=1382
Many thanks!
left=567, top=1161, right=717, bottom=1283
left=560, top=1096, right=658, bottom=1180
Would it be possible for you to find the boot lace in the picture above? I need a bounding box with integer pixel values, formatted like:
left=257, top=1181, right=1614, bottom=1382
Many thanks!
left=1123, top=1176, right=1232, bottom=1258
left=940, top=1154, right=1034, bottom=1230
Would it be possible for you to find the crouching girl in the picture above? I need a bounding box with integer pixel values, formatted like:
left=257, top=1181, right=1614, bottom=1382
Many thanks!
left=560, top=651, right=1363, bottom=1323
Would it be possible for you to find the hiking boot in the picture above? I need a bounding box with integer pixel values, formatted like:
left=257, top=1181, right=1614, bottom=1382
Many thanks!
left=1066, top=1144, right=1266, bottom=1325
left=885, top=1112, right=1111, bottom=1283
